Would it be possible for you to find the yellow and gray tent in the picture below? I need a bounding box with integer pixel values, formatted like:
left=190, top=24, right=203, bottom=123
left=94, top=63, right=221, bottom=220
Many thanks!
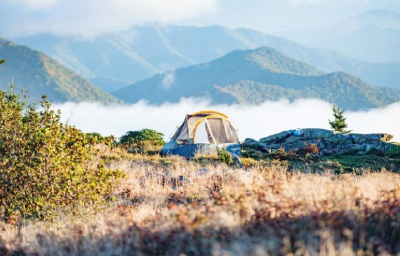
left=161, top=110, right=242, bottom=159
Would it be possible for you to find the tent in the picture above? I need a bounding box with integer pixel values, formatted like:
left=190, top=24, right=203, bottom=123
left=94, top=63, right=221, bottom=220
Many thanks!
left=161, top=110, right=242, bottom=159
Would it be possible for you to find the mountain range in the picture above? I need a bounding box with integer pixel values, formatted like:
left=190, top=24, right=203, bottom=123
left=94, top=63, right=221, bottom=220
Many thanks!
left=284, top=10, right=400, bottom=63
left=0, top=38, right=120, bottom=104
left=113, top=47, right=400, bottom=110
left=2, top=11, right=400, bottom=110
left=12, top=21, right=400, bottom=92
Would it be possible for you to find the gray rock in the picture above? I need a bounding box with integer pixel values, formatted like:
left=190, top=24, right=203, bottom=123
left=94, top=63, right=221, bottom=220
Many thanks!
left=260, top=131, right=292, bottom=144
left=246, top=129, right=397, bottom=156
left=243, top=138, right=268, bottom=149
left=302, top=128, right=335, bottom=139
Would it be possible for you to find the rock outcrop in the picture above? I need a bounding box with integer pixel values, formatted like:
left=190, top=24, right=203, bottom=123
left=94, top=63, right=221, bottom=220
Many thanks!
left=244, top=129, right=399, bottom=156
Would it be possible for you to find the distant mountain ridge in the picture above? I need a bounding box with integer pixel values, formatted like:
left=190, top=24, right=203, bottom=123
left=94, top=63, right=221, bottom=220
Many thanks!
left=330, top=10, right=400, bottom=33
left=285, top=10, right=400, bottom=62
left=12, top=23, right=400, bottom=92
left=0, top=38, right=121, bottom=104
left=113, top=47, right=400, bottom=110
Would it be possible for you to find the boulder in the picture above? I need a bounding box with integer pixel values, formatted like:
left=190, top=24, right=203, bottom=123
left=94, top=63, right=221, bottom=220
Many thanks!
left=243, top=138, right=268, bottom=149
left=302, top=129, right=335, bottom=139
left=245, top=128, right=397, bottom=156
left=350, top=133, right=393, bottom=143
left=260, top=131, right=292, bottom=145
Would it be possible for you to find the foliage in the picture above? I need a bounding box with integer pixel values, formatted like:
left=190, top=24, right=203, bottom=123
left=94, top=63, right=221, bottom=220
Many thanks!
left=217, top=148, right=234, bottom=165
left=0, top=88, right=123, bottom=220
left=119, top=129, right=165, bottom=154
left=320, top=155, right=400, bottom=173
left=86, top=132, right=105, bottom=143
left=304, top=143, right=319, bottom=154
left=242, top=142, right=400, bottom=173
left=329, top=104, right=351, bottom=133
left=1, top=158, right=400, bottom=255
left=240, top=157, right=257, bottom=168
left=86, top=132, right=116, bottom=147
left=0, top=59, right=5, bottom=65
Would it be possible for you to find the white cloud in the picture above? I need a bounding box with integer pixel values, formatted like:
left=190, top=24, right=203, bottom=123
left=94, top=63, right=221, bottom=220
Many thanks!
left=1, top=0, right=220, bottom=37
left=52, top=98, right=400, bottom=142
left=161, top=71, right=176, bottom=89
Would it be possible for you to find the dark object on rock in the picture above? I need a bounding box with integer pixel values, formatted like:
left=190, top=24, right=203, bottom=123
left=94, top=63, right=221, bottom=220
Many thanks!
left=244, top=128, right=398, bottom=156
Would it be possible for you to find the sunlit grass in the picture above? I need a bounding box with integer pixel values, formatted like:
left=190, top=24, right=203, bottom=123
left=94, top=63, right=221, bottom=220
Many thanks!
left=0, top=153, right=399, bottom=255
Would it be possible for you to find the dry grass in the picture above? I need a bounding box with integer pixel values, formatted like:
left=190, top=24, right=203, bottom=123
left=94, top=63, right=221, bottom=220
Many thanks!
left=1, top=154, right=400, bottom=256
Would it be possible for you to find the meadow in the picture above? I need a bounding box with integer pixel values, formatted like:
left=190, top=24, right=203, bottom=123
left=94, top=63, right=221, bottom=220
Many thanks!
left=1, top=148, right=399, bottom=256
left=0, top=87, right=399, bottom=256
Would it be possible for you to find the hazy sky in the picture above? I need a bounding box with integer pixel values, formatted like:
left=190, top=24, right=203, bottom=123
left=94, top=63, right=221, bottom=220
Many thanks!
left=1, top=0, right=399, bottom=37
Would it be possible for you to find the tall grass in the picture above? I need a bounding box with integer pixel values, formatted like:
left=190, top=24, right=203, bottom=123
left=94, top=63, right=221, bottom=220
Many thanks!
left=0, top=155, right=399, bottom=255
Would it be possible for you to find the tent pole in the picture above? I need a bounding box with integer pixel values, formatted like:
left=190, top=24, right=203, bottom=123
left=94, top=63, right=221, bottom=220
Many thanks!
left=185, top=115, right=190, bottom=159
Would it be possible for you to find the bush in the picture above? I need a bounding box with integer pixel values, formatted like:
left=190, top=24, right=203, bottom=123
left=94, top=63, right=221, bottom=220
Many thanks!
left=0, top=89, right=124, bottom=220
left=304, top=143, right=319, bottom=154
left=119, top=129, right=165, bottom=154
left=241, top=157, right=256, bottom=168
left=217, top=148, right=234, bottom=165
left=86, top=132, right=116, bottom=147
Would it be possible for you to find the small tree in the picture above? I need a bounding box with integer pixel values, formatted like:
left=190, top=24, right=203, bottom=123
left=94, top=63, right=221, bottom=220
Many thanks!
left=119, top=129, right=165, bottom=154
left=329, top=104, right=351, bottom=133
left=0, top=91, right=124, bottom=220
left=0, top=61, right=124, bottom=220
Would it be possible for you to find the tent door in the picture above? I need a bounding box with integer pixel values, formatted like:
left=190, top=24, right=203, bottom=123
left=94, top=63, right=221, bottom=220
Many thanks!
left=193, top=120, right=215, bottom=144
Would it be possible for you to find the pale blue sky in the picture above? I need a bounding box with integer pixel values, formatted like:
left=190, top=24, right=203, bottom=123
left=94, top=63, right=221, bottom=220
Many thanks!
left=200, top=0, right=400, bottom=32
left=0, top=0, right=399, bottom=37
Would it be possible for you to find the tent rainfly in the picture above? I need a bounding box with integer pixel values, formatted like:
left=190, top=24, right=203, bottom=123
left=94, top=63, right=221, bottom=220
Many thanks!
left=161, top=110, right=242, bottom=159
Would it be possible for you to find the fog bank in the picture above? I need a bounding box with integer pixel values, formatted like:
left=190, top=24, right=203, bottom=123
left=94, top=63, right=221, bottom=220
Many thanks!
left=52, top=98, right=400, bottom=142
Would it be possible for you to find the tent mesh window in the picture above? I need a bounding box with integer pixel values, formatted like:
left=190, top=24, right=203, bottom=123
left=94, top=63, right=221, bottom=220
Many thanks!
left=172, top=120, right=189, bottom=144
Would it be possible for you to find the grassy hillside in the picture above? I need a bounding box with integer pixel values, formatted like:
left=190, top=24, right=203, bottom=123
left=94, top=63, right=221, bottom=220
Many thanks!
left=218, top=74, right=400, bottom=110
left=0, top=38, right=121, bottom=104
left=114, top=47, right=400, bottom=110
left=13, top=24, right=400, bottom=91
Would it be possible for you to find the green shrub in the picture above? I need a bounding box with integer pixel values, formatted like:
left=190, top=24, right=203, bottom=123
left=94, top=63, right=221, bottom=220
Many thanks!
left=86, top=132, right=116, bottom=147
left=217, top=148, right=234, bottom=165
left=0, top=89, right=123, bottom=220
left=119, top=129, right=165, bottom=154
left=329, top=104, right=351, bottom=133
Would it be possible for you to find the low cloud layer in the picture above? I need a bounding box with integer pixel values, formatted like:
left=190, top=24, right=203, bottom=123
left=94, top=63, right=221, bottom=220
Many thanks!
left=52, top=98, right=400, bottom=142
left=161, top=71, right=176, bottom=90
